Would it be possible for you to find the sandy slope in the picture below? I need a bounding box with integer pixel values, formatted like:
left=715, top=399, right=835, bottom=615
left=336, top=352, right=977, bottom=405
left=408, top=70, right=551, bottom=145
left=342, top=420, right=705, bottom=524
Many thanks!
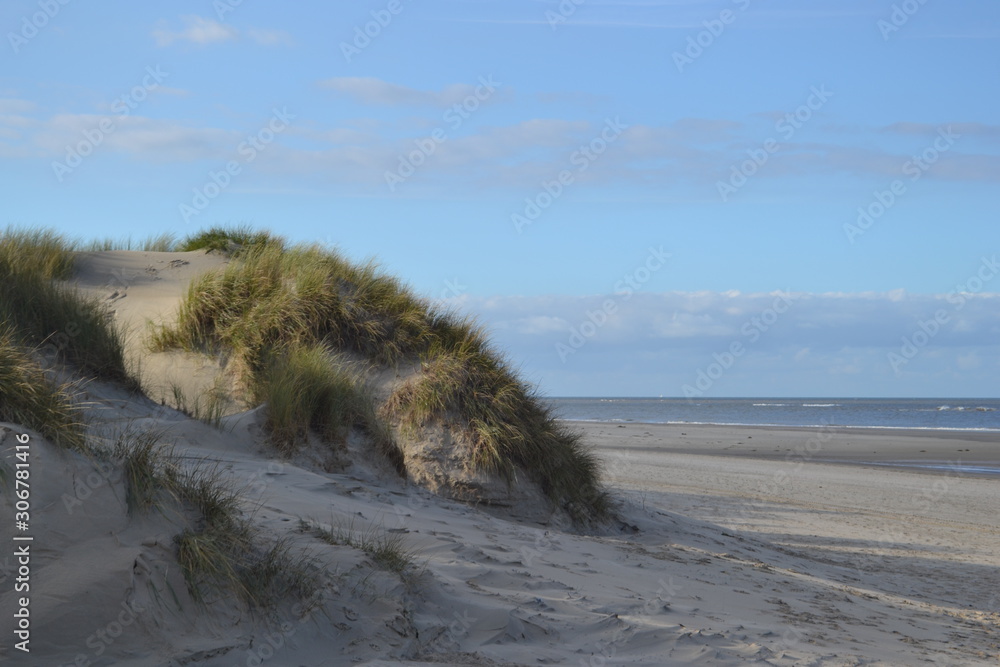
left=1, top=250, right=998, bottom=665
left=71, top=249, right=235, bottom=411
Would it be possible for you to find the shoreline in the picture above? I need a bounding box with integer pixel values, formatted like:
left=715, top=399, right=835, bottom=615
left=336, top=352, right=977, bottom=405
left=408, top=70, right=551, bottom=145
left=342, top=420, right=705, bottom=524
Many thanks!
left=569, top=420, right=1000, bottom=477
left=560, top=417, right=1000, bottom=436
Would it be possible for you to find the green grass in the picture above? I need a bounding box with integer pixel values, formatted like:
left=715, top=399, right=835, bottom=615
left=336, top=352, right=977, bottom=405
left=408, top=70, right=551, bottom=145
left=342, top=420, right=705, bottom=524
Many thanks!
left=176, top=224, right=278, bottom=255
left=112, top=443, right=322, bottom=609
left=253, top=344, right=405, bottom=472
left=170, top=464, right=319, bottom=608
left=304, top=517, right=416, bottom=576
left=82, top=232, right=178, bottom=252
left=110, top=425, right=176, bottom=515
left=0, top=227, right=76, bottom=280
left=151, top=241, right=452, bottom=368
left=385, top=344, right=609, bottom=522
left=0, top=326, right=87, bottom=451
left=151, top=233, right=608, bottom=521
left=166, top=378, right=232, bottom=430
left=0, top=228, right=139, bottom=390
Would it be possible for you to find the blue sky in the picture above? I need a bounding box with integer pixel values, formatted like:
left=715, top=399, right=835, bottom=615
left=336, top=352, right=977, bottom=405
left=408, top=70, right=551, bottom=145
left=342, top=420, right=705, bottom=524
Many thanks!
left=3, top=0, right=998, bottom=397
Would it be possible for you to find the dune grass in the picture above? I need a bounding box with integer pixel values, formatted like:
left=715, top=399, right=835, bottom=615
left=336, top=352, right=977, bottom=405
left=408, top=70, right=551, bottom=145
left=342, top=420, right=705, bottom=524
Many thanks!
left=303, top=517, right=416, bottom=576
left=151, top=241, right=446, bottom=367
left=170, top=464, right=320, bottom=608
left=83, top=232, right=178, bottom=252
left=109, top=425, right=177, bottom=515
left=0, top=227, right=76, bottom=280
left=253, top=344, right=405, bottom=472
left=99, top=428, right=320, bottom=609
left=0, top=228, right=139, bottom=390
left=176, top=224, right=278, bottom=255
left=0, top=326, right=87, bottom=451
left=385, top=342, right=609, bottom=521
left=166, top=377, right=232, bottom=430
left=151, top=233, right=608, bottom=521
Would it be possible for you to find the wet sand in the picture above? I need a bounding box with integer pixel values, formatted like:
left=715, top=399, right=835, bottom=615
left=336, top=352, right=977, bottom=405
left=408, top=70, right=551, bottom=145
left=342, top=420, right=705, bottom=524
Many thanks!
left=570, top=421, right=1000, bottom=476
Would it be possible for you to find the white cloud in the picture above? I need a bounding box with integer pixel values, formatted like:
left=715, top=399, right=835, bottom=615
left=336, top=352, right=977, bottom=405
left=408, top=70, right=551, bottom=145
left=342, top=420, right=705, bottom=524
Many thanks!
left=153, top=16, right=238, bottom=46
left=152, top=16, right=292, bottom=47
left=319, top=77, right=502, bottom=108
left=245, top=27, right=295, bottom=46
left=957, top=352, right=981, bottom=370
left=8, top=101, right=1000, bottom=194
left=458, top=291, right=1000, bottom=351
left=0, top=99, right=37, bottom=114
left=511, top=316, right=569, bottom=335
left=452, top=291, right=1000, bottom=396
left=17, top=112, right=239, bottom=163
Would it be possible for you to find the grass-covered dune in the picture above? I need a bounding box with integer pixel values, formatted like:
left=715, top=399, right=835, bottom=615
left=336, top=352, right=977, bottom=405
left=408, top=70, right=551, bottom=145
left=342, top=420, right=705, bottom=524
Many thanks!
left=151, top=226, right=608, bottom=522
left=0, top=229, right=137, bottom=393
left=0, top=224, right=607, bottom=524
left=0, top=227, right=321, bottom=614
left=0, top=223, right=610, bottom=662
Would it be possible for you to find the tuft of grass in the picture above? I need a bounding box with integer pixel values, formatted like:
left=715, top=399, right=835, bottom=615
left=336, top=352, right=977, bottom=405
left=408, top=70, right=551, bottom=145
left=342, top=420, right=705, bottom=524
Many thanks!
left=171, top=465, right=320, bottom=608
left=0, top=228, right=140, bottom=390
left=177, top=225, right=279, bottom=255
left=110, top=425, right=175, bottom=515
left=83, top=233, right=178, bottom=252
left=84, top=238, right=121, bottom=252
left=166, top=378, right=232, bottom=430
left=0, top=226, right=76, bottom=280
left=385, top=345, right=609, bottom=522
left=0, top=326, right=87, bottom=451
left=142, top=232, right=178, bottom=252
left=85, top=428, right=320, bottom=610
left=170, top=464, right=244, bottom=532
left=253, top=344, right=404, bottom=471
left=151, top=242, right=445, bottom=368
left=305, top=517, right=415, bottom=575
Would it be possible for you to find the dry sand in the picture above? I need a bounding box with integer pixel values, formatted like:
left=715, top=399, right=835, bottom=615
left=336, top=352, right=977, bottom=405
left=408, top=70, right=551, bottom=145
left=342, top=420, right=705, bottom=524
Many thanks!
left=1, top=250, right=998, bottom=665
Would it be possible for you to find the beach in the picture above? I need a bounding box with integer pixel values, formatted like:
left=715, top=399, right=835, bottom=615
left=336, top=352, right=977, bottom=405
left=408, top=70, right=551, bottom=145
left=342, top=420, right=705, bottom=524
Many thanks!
left=5, top=415, right=998, bottom=665
left=581, top=421, right=1000, bottom=663
left=579, top=420, right=1000, bottom=473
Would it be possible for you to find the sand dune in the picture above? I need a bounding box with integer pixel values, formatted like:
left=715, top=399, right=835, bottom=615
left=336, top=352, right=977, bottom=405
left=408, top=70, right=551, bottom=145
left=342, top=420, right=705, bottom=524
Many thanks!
left=1, top=250, right=998, bottom=665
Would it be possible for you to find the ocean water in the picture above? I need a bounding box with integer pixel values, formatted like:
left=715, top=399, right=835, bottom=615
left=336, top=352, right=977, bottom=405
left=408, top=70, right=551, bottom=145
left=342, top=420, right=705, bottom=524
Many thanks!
left=545, top=397, right=1000, bottom=431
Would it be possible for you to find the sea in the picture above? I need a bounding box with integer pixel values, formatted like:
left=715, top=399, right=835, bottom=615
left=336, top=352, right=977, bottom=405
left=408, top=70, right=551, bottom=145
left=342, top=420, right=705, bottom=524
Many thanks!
left=545, top=397, right=1000, bottom=432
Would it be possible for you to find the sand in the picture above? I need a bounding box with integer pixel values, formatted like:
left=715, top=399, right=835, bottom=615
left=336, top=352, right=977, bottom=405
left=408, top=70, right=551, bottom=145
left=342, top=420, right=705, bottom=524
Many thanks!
left=1, top=250, right=998, bottom=665
left=70, top=249, right=236, bottom=409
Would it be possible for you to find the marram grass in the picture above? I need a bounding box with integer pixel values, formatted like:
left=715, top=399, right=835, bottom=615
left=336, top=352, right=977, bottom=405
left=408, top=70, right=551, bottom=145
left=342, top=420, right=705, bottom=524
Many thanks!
left=152, top=241, right=446, bottom=367
left=385, top=345, right=609, bottom=521
left=170, top=464, right=319, bottom=608
left=0, top=226, right=76, bottom=280
left=0, top=227, right=139, bottom=390
left=153, top=229, right=609, bottom=521
left=253, top=344, right=405, bottom=473
left=0, top=326, right=86, bottom=451
left=83, top=232, right=178, bottom=252
left=176, top=224, right=279, bottom=255
left=303, top=517, right=416, bottom=576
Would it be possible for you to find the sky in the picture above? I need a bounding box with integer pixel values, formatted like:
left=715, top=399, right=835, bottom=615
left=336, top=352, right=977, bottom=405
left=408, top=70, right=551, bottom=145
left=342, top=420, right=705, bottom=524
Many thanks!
left=2, top=0, right=998, bottom=398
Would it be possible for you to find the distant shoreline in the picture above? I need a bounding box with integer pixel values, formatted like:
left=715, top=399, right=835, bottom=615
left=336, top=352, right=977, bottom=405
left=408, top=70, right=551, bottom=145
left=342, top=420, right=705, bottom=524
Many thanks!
left=573, top=420, right=1000, bottom=477
left=559, top=418, right=1000, bottom=434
